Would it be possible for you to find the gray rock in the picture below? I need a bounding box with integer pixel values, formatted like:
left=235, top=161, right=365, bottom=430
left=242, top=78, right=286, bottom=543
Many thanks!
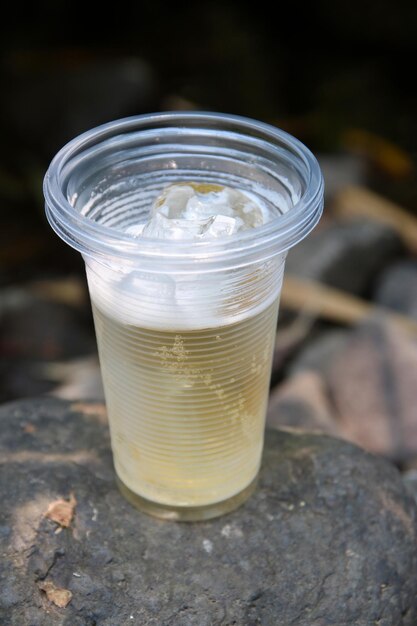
left=317, top=154, right=366, bottom=201
left=286, top=218, right=404, bottom=295
left=374, top=260, right=417, bottom=319
left=1, top=397, right=417, bottom=625
left=403, top=470, right=417, bottom=507
left=0, top=294, right=95, bottom=362
left=0, top=292, right=97, bottom=402
left=288, top=329, right=351, bottom=377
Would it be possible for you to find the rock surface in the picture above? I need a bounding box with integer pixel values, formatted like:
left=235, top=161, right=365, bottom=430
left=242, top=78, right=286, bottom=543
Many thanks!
left=403, top=469, right=417, bottom=507
left=267, top=370, right=339, bottom=436
left=1, top=397, right=417, bottom=626
left=285, top=218, right=404, bottom=295
left=287, top=329, right=350, bottom=377
left=374, top=260, right=417, bottom=319
left=326, top=317, right=417, bottom=462
left=280, top=315, right=417, bottom=464
left=0, top=286, right=97, bottom=402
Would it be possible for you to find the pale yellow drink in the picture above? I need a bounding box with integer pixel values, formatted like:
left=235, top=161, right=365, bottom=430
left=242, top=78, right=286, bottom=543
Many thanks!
left=91, top=296, right=279, bottom=512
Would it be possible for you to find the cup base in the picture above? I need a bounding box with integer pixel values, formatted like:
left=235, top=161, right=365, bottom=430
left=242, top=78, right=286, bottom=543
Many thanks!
left=116, top=474, right=258, bottom=522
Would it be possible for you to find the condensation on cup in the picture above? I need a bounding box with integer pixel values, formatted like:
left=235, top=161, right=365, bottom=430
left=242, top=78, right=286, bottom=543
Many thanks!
left=44, top=113, right=324, bottom=521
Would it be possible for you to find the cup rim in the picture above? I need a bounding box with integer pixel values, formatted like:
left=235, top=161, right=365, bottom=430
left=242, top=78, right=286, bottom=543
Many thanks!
left=43, top=111, right=324, bottom=269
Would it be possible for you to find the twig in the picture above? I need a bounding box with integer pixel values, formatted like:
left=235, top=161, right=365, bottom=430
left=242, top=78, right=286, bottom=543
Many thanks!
left=332, top=185, right=417, bottom=252
left=281, top=275, right=417, bottom=338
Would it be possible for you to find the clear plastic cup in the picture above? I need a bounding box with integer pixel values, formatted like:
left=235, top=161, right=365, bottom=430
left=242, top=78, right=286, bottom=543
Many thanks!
left=43, top=112, right=324, bottom=521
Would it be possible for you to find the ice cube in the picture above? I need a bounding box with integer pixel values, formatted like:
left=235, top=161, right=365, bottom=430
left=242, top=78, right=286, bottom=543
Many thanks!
left=137, top=182, right=267, bottom=241
left=141, top=212, right=220, bottom=240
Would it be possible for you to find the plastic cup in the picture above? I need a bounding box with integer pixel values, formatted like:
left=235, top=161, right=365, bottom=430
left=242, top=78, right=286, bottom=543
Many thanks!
left=44, top=112, right=324, bottom=521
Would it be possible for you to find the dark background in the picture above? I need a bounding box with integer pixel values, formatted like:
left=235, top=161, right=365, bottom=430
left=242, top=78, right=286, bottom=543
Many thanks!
left=0, top=0, right=416, bottom=400
left=1, top=0, right=416, bottom=282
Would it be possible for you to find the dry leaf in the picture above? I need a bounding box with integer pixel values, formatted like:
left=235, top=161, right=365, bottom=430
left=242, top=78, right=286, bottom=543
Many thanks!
left=45, top=493, right=77, bottom=528
left=39, top=580, right=72, bottom=608
left=342, top=128, right=413, bottom=178
left=71, top=402, right=107, bottom=422
left=22, top=423, right=37, bottom=434
left=31, top=276, right=86, bottom=308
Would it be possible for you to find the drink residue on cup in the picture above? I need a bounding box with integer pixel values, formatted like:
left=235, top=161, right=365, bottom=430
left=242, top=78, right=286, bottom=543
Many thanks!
left=124, top=182, right=272, bottom=240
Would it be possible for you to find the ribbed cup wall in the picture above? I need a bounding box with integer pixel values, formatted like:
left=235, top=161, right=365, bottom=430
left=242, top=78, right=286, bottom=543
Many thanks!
left=91, top=295, right=280, bottom=506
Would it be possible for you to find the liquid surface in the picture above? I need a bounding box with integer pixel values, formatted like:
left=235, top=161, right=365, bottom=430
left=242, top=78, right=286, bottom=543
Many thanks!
left=92, top=298, right=279, bottom=506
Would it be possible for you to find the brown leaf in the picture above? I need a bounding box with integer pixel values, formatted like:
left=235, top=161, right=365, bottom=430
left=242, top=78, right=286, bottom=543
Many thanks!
left=31, top=276, right=87, bottom=308
left=71, top=402, right=107, bottom=423
left=342, top=128, right=413, bottom=178
left=39, top=580, right=72, bottom=608
left=45, top=493, right=77, bottom=528
left=22, top=422, right=37, bottom=434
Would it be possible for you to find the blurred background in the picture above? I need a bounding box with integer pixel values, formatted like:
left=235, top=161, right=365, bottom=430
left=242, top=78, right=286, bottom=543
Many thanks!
left=1, top=0, right=417, bottom=468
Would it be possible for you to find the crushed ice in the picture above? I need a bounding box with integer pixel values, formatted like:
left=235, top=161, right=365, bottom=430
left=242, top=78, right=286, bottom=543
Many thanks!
left=125, top=182, right=268, bottom=241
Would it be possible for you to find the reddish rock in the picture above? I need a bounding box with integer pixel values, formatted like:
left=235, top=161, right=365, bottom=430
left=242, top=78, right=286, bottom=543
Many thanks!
left=267, top=370, right=339, bottom=436
left=326, top=317, right=417, bottom=462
